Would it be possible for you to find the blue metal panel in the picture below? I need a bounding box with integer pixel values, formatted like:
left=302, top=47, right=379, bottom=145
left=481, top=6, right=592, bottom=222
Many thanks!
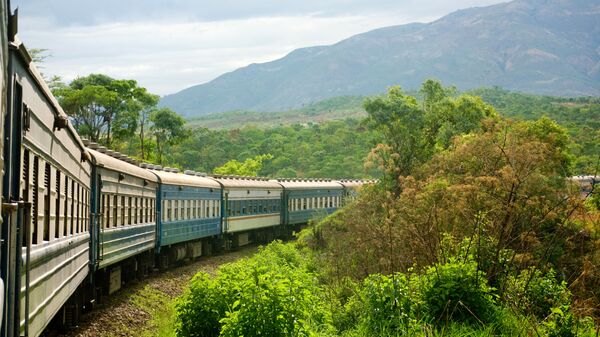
left=160, top=218, right=220, bottom=246
left=288, top=208, right=337, bottom=225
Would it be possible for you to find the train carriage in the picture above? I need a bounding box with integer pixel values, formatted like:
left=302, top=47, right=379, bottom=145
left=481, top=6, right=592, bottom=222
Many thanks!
left=276, top=179, right=344, bottom=226
left=148, top=167, right=221, bottom=266
left=213, top=176, right=282, bottom=248
left=86, top=145, right=157, bottom=294
left=337, top=179, right=369, bottom=204
left=5, top=39, right=92, bottom=337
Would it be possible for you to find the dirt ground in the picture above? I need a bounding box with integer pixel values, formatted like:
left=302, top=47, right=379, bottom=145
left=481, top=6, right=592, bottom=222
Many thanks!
left=62, top=246, right=257, bottom=337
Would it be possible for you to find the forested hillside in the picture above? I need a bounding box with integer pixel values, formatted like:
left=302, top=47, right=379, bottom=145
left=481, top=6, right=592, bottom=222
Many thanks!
left=160, top=0, right=600, bottom=116
left=175, top=87, right=598, bottom=176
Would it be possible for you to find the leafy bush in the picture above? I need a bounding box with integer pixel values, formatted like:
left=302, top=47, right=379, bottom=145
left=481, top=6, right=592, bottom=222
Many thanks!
left=505, top=268, right=571, bottom=319
left=420, top=259, right=497, bottom=325
left=355, top=273, right=416, bottom=334
left=175, top=242, right=332, bottom=337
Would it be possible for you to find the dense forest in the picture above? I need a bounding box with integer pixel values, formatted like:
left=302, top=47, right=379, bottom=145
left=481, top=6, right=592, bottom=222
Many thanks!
left=172, top=82, right=600, bottom=337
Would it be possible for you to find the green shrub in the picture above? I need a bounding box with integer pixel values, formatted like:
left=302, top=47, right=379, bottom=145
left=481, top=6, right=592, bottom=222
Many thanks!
left=174, top=273, right=230, bottom=337
left=175, top=242, right=332, bottom=337
left=420, top=259, right=497, bottom=325
left=355, top=273, right=416, bottom=334
left=505, top=268, right=571, bottom=319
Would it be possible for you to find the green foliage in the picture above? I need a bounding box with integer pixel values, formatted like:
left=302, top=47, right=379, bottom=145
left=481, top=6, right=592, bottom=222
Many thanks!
left=355, top=273, right=415, bottom=334
left=167, top=119, right=378, bottom=178
left=504, top=268, right=571, bottom=319
left=214, top=154, right=273, bottom=176
left=470, top=87, right=600, bottom=174
left=175, top=242, right=332, bottom=337
left=54, top=73, right=163, bottom=150
left=364, top=80, right=496, bottom=192
left=151, top=107, right=189, bottom=165
left=420, top=260, right=497, bottom=325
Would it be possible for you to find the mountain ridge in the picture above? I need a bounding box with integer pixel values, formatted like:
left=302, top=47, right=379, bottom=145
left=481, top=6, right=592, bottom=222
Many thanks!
left=160, top=0, right=600, bottom=117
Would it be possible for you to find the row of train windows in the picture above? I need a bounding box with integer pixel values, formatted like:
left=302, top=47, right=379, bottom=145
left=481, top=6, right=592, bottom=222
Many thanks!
left=21, top=149, right=89, bottom=246
left=101, top=194, right=155, bottom=228
left=288, top=196, right=341, bottom=212
left=227, top=199, right=280, bottom=217
left=163, top=199, right=220, bottom=222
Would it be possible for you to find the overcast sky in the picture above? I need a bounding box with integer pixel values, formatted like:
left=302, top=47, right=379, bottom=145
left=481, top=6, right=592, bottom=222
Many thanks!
left=14, top=0, right=505, bottom=96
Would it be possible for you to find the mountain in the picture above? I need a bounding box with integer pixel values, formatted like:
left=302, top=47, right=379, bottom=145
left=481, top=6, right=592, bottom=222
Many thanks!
left=160, top=0, right=600, bottom=117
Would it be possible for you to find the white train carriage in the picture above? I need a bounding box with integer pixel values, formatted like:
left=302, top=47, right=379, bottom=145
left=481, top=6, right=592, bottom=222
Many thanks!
left=8, top=39, right=91, bottom=337
left=211, top=176, right=283, bottom=247
left=86, top=145, right=157, bottom=294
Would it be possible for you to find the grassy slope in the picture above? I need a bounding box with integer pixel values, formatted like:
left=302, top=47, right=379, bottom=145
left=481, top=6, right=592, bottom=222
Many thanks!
left=186, top=96, right=366, bottom=129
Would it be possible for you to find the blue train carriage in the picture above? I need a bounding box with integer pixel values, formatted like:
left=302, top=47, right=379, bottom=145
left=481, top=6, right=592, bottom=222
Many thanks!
left=212, top=176, right=283, bottom=249
left=275, top=179, right=344, bottom=227
left=5, top=38, right=92, bottom=337
left=146, top=166, right=222, bottom=268
left=85, top=143, right=158, bottom=295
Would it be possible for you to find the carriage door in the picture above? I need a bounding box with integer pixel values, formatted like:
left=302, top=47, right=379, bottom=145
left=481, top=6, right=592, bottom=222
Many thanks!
left=1, top=74, right=29, bottom=337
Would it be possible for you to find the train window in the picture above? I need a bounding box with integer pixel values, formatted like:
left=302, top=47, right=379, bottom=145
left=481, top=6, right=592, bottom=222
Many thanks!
left=43, top=162, right=51, bottom=241
left=32, top=156, right=39, bottom=244
left=139, top=198, right=143, bottom=223
left=164, top=200, right=169, bottom=221
left=120, top=196, right=125, bottom=226
left=175, top=199, right=179, bottom=220
left=181, top=199, right=185, bottom=220
left=186, top=199, right=190, bottom=219
left=112, top=195, right=117, bottom=228
left=21, top=149, right=30, bottom=246
left=207, top=200, right=212, bottom=217
left=77, top=184, right=82, bottom=233
left=55, top=170, right=61, bottom=238
left=73, top=184, right=77, bottom=234
left=104, top=194, right=110, bottom=229
left=64, top=176, right=69, bottom=235
left=127, top=196, right=132, bottom=225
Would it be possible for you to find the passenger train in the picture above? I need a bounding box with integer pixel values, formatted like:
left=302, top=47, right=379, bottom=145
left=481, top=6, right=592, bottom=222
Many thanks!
left=0, top=4, right=370, bottom=336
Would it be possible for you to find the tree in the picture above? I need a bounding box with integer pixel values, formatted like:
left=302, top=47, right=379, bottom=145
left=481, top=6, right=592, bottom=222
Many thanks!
left=54, top=74, right=157, bottom=148
left=214, top=154, right=273, bottom=176
left=150, top=107, right=188, bottom=165
left=364, top=80, right=496, bottom=193
left=130, top=88, right=159, bottom=160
